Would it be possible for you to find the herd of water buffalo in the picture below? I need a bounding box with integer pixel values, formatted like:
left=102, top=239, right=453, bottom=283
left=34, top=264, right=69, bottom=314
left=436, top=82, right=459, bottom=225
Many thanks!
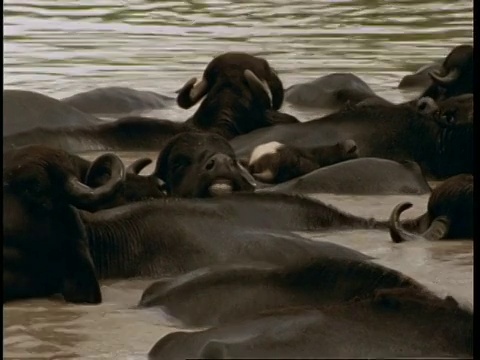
left=3, top=43, right=473, bottom=358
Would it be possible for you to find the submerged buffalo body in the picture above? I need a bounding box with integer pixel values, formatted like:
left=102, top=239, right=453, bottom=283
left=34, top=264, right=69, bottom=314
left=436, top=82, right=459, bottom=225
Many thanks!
left=389, top=173, right=473, bottom=242
left=3, top=90, right=102, bottom=136
left=231, top=103, right=472, bottom=180
left=145, top=260, right=472, bottom=359
left=5, top=162, right=391, bottom=304
left=398, top=61, right=442, bottom=90
left=247, top=139, right=359, bottom=184
left=261, top=157, right=431, bottom=195
left=284, top=73, right=389, bottom=111
left=4, top=52, right=297, bottom=153
left=61, top=86, right=175, bottom=116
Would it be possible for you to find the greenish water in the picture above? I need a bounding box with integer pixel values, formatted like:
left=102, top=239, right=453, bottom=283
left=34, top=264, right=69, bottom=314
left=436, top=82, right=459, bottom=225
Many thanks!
left=3, top=1, right=473, bottom=359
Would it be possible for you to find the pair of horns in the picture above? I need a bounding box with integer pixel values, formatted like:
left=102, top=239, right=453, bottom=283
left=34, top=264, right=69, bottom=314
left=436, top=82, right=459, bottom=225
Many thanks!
left=176, top=70, right=273, bottom=109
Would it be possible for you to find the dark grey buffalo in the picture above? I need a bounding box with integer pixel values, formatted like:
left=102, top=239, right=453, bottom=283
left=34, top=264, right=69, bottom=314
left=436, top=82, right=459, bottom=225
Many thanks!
left=144, top=260, right=472, bottom=359
left=4, top=51, right=297, bottom=153
left=389, top=173, right=473, bottom=242
left=61, top=86, right=175, bottom=116
left=398, top=61, right=442, bottom=91
left=246, top=139, right=359, bottom=183
left=261, top=158, right=431, bottom=195
left=3, top=89, right=101, bottom=136
left=284, top=72, right=390, bottom=111
left=3, top=145, right=165, bottom=211
left=151, top=132, right=256, bottom=197
left=421, top=44, right=473, bottom=101
left=5, top=144, right=392, bottom=303
left=231, top=102, right=473, bottom=180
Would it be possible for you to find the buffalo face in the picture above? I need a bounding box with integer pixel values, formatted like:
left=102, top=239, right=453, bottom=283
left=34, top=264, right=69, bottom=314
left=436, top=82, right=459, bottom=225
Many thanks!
left=176, top=52, right=285, bottom=139
left=3, top=146, right=130, bottom=304
left=154, top=132, right=256, bottom=198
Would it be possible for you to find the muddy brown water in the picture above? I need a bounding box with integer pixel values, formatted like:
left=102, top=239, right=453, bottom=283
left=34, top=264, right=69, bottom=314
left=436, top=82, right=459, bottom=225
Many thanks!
left=4, top=0, right=473, bottom=358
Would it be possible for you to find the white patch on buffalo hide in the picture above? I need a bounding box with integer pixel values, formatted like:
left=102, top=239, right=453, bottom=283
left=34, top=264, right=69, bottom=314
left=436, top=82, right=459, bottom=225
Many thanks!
left=248, top=141, right=284, bottom=165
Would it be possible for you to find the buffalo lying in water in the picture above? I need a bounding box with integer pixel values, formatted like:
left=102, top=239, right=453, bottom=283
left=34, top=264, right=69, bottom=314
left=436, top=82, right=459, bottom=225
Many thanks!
left=3, top=89, right=102, bottom=136
left=177, top=51, right=298, bottom=139
left=389, top=173, right=473, bottom=242
left=231, top=101, right=473, bottom=180
left=262, top=157, right=431, bottom=195
left=61, top=86, right=175, bottom=116
left=3, top=145, right=165, bottom=211
left=284, top=73, right=390, bottom=111
left=125, top=132, right=429, bottom=196
left=398, top=61, right=442, bottom=91
left=5, top=142, right=394, bottom=303
left=420, top=44, right=473, bottom=101
left=144, top=260, right=473, bottom=359
left=4, top=51, right=294, bottom=153
left=247, top=139, right=359, bottom=183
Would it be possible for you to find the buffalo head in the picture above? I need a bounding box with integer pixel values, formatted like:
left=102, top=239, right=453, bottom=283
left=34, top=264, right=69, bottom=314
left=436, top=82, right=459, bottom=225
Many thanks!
left=3, top=146, right=129, bottom=304
left=153, top=132, right=256, bottom=198
left=176, top=52, right=285, bottom=139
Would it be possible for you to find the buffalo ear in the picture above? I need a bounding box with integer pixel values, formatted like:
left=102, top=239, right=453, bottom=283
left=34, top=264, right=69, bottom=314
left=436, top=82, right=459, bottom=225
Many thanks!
left=267, top=70, right=285, bottom=110
left=61, top=207, right=102, bottom=304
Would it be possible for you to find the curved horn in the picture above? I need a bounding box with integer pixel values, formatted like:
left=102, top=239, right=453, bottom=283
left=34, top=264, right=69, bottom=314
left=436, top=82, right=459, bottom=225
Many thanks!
left=429, top=68, right=460, bottom=86
left=176, top=77, right=209, bottom=109
left=244, top=69, right=273, bottom=108
left=65, top=153, right=126, bottom=209
left=127, top=157, right=152, bottom=175
left=421, top=216, right=450, bottom=241
left=389, top=202, right=420, bottom=243
left=417, top=97, right=438, bottom=115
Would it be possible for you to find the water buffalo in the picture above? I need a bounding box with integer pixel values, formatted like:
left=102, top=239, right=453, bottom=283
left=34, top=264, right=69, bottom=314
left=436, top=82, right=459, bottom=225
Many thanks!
left=421, top=44, right=473, bottom=101
left=3, top=115, right=187, bottom=153
left=151, top=132, right=256, bottom=197
left=431, top=94, right=473, bottom=125
left=61, top=86, right=175, bottom=116
left=145, top=261, right=472, bottom=359
left=389, top=173, right=473, bottom=242
left=3, top=89, right=101, bottom=136
left=5, top=148, right=392, bottom=303
left=284, top=73, right=390, bottom=111
left=261, top=158, right=431, bottom=195
left=4, top=55, right=299, bottom=154
left=177, top=51, right=298, bottom=139
left=231, top=101, right=473, bottom=180
left=246, top=139, right=359, bottom=183
left=3, top=145, right=165, bottom=211
left=398, top=61, right=442, bottom=90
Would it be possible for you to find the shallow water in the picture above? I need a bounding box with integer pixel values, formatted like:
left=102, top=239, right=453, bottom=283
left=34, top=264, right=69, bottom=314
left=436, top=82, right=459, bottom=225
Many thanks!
left=3, top=0, right=473, bottom=359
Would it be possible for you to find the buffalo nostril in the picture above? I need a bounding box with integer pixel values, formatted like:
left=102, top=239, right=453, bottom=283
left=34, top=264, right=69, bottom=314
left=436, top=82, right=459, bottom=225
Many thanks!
left=205, top=158, right=215, bottom=171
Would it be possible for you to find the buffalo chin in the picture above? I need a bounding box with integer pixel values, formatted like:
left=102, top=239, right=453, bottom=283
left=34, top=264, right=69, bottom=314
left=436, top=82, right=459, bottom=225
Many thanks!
left=208, top=179, right=234, bottom=197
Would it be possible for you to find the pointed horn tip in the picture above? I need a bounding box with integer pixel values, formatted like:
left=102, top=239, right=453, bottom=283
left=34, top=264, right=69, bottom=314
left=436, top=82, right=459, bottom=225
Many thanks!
left=175, top=77, right=198, bottom=94
left=389, top=202, right=413, bottom=244
left=244, top=69, right=273, bottom=107
left=127, top=158, right=153, bottom=175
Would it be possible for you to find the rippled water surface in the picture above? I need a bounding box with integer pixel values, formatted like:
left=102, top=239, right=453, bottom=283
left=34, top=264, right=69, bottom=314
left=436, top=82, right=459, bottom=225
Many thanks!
left=3, top=0, right=473, bottom=359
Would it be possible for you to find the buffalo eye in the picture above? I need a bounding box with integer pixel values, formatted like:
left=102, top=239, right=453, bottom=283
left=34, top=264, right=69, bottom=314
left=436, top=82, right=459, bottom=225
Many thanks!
left=170, top=155, right=191, bottom=174
left=441, top=110, right=457, bottom=124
